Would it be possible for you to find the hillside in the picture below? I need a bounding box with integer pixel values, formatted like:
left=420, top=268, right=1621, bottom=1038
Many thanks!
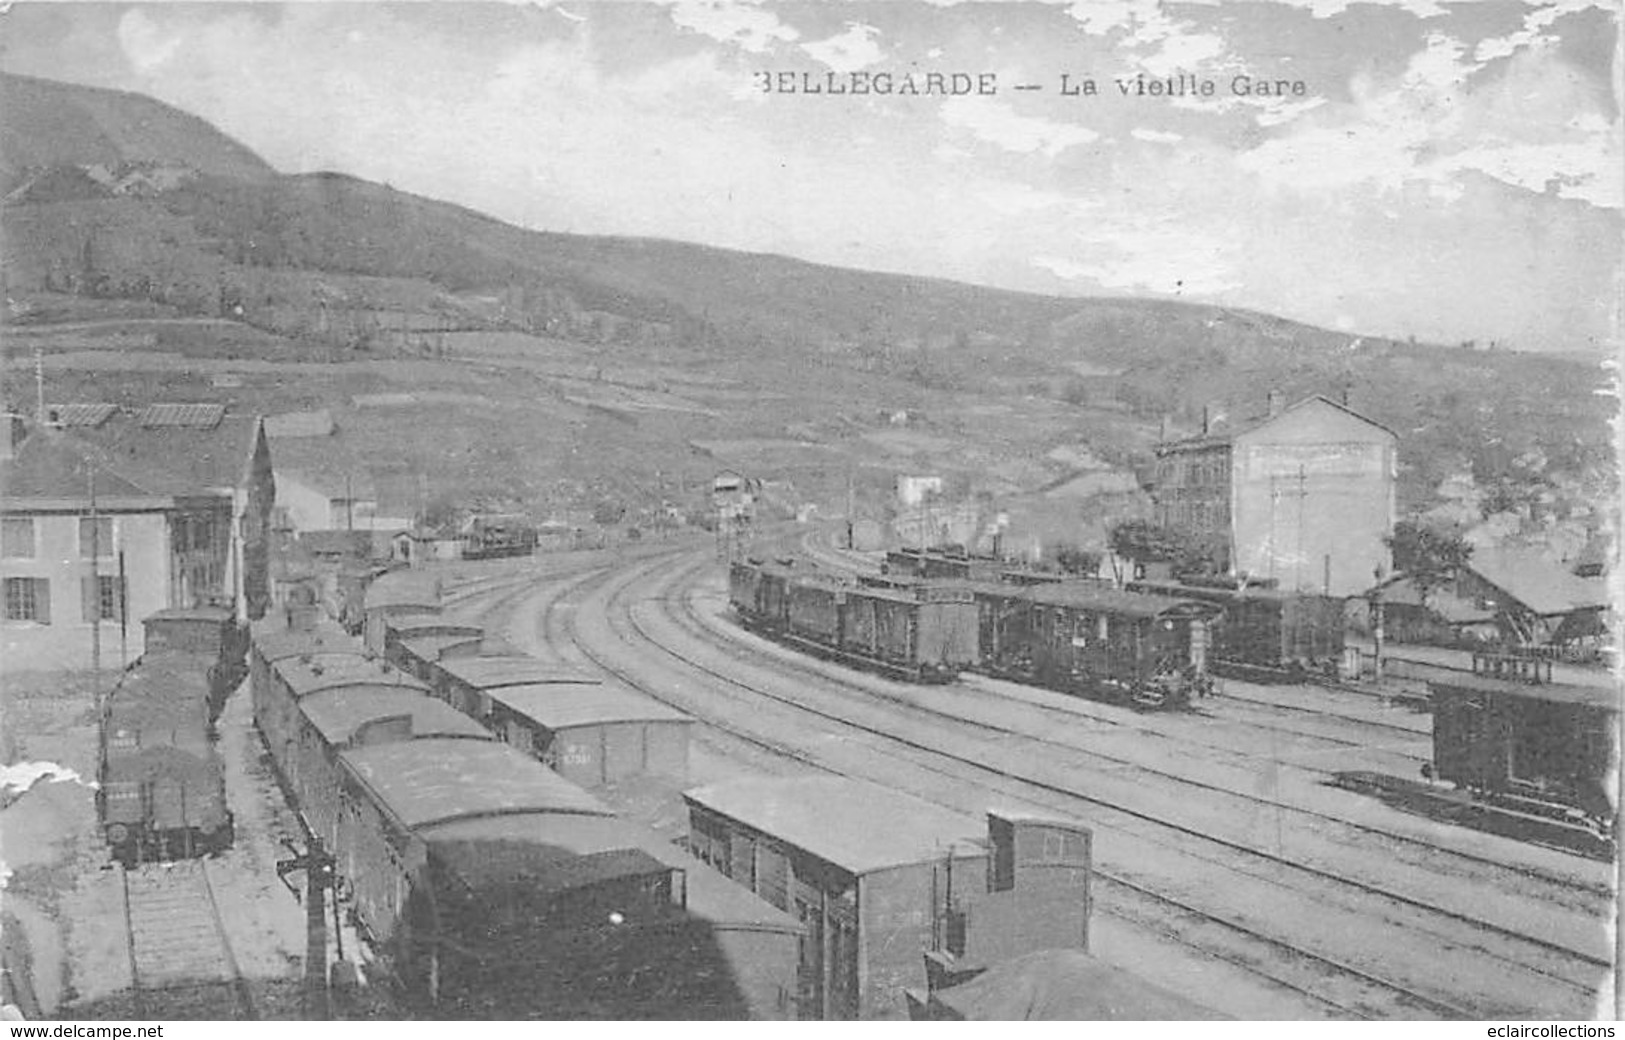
left=0, top=72, right=274, bottom=186
left=0, top=73, right=1613, bottom=547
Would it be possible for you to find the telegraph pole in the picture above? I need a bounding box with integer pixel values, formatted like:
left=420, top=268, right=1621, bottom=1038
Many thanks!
left=88, top=465, right=101, bottom=686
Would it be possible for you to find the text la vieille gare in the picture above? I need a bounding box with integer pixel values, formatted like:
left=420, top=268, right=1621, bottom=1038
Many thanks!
left=753, top=70, right=1308, bottom=97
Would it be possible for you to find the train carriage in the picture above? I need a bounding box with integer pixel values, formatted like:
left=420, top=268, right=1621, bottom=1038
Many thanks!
left=972, top=582, right=1215, bottom=709
left=1427, top=666, right=1617, bottom=838
left=98, top=652, right=234, bottom=864
left=1125, top=579, right=1345, bottom=679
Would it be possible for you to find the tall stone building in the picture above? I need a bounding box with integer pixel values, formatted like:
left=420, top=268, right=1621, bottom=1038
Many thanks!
left=1151, top=394, right=1396, bottom=597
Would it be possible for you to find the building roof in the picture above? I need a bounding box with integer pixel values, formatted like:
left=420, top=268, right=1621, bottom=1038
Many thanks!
left=1156, top=394, right=1396, bottom=453
left=930, top=949, right=1225, bottom=1021
left=71, top=409, right=265, bottom=497
left=0, top=428, right=168, bottom=505
left=299, top=687, right=492, bottom=747
left=263, top=409, right=336, bottom=439
left=1377, top=578, right=1496, bottom=624
left=388, top=618, right=483, bottom=640
left=341, top=738, right=612, bottom=830
left=137, top=403, right=225, bottom=429
left=1467, top=546, right=1612, bottom=616
left=489, top=683, right=691, bottom=731
left=43, top=403, right=116, bottom=428
left=437, top=655, right=601, bottom=690
left=684, top=776, right=986, bottom=876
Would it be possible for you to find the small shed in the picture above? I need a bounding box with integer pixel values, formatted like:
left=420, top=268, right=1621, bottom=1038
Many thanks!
left=485, top=682, right=692, bottom=788
left=684, top=777, right=1092, bottom=1020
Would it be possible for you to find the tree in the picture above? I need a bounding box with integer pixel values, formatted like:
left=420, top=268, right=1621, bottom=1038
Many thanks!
left=592, top=500, right=626, bottom=527
left=1386, top=520, right=1472, bottom=599
left=1052, top=544, right=1103, bottom=576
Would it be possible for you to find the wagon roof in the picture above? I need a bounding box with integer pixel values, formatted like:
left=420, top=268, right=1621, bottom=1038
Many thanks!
left=362, top=570, right=442, bottom=611
left=277, top=652, right=425, bottom=696
left=389, top=619, right=483, bottom=638
left=399, top=634, right=481, bottom=662
left=684, top=776, right=985, bottom=876
left=437, top=655, right=602, bottom=689
left=931, top=949, right=1226, bottom=1020
left=430, top=840, right=670, bottom=899
left=425, top=814, right=801, bottom=933
left=970, top=579, right=1205, bottom=618
left=251, top=620, right=357, bottom=661
left=1429, top=675, right=1620, bottom=712
left=488, top=684, right=691, bottom=730
left=144, top=606, right=235, bottom=624
left=107, top=657, right=211, bottom=705
left=299, top=687, right=491, bottom=746
left=342, top=739, right=612, bottom=830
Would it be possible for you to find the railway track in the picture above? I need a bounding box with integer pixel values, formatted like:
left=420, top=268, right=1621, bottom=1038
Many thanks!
left=543, top=549, right=1609, bottom=1019
left=119, top=859, right=255, bottom=1020
left=775, top=533, right=1607, bottom=893
left=685, top=562, right=1611, bottom=908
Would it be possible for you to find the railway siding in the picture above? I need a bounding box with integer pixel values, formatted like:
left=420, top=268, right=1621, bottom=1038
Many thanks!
left=556, top=549, right=1608, bottom=1019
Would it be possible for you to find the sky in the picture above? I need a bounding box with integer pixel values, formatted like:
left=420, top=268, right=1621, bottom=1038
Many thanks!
left=1, top=0, right=1620, bottom=354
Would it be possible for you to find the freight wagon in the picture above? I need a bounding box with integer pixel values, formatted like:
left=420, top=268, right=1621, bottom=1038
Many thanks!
left=733, top=561, right=978, bottom=682
left=1126, top=578, right=1345, bottom=680
left=97, top=610, right=242, bottom=866
left=1426, top=661, right=1616, bottom=841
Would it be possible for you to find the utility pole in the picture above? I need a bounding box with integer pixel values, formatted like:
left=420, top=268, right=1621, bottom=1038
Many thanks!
left=34, top=347, right=45, bottom=425
left=277, top=840, right=336, bottom=1020
left=87, top=465, right=101, bottom=686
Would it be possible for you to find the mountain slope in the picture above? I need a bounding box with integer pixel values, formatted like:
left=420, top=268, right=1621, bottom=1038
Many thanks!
left=0, top=72, right=274, bottom=184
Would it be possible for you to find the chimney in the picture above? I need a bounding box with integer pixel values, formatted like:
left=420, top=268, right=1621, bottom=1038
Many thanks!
left=1159, top=414, right=1170, bottom=441
left=1341, top=385, right=1352, bottom=408
left=1266, top=391, right=1282, bottom=418
left=1202, top=405, right=1211, bottom=435
left=0, top=414, right=25, bottom=461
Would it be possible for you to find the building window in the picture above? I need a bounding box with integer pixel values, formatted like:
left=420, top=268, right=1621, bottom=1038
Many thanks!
left=4, top=577, right=50, bottom=623
left=1, top=518, right=35, bottom=559
left=78, top=517, right=114, bottom=559
left=82, top=575, right=126, bottom=623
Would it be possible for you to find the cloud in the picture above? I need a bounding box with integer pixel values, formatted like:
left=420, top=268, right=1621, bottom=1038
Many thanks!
left=940, top=97, right=1100, bottom=157
left=117, top=9, right=182, bottom=73
left=1131, top=127, right=1184, bottom=143
left=1474, top=0, right=1611, bottom=63
left=1238, top=40, right=1621, bottom=208
left=1036, top=218, right=1242, bottom=296
left=668, top=1, right=797, bottom=53
left=802, top=22, right=884, bottom=74
left=1269, top=0, right=1446, bottom=18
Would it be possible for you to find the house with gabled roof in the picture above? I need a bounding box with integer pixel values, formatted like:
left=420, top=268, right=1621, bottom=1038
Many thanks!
left=2, top=404, right=273, bottom=670
left=1150, top=393, right=1397, bottom=597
